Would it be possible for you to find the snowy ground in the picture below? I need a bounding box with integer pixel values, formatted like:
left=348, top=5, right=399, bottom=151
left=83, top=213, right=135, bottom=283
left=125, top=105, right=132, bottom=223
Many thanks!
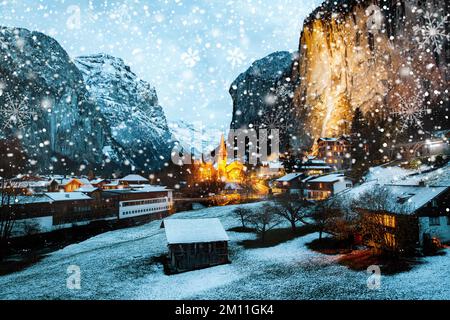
left=0, top=202, right=449, bottom=300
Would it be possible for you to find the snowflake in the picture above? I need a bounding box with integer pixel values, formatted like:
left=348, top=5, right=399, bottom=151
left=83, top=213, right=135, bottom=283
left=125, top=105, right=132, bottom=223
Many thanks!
left=226, top=48, right=246, bottom=68
left=275, top=83, right=294, bottom=102
left=258, top=105, right=293, bottom=134
left=181, top=48, right=200, bottom=68
left=391, top=93, right=426, bottom=128
left=413, top=11, right=449, bottom=54
left=108, top=2, right=132, bottom=25
left=0, top=93, right=34, bottom=130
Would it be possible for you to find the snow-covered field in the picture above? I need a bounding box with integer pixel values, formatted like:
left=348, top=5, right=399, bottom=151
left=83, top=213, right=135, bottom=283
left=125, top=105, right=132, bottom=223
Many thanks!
left=0, top=202, right=449, bottom=300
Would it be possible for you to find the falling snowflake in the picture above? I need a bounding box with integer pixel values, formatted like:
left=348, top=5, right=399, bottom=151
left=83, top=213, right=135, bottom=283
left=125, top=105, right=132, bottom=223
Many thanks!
left=226, top=48, right=246, bottom=68
left=275, top=83, right=294, bottom=102
left=391, top=93, right=426, bottom=128
left=258, top=105, right=293, bottom=134
left=0, top=93, right=34, bottom=130
left=181, top=48, right=200, bottom=68
left=413, top=11, right=449, bottom=54
left=108, top=2, right=132, bottom=25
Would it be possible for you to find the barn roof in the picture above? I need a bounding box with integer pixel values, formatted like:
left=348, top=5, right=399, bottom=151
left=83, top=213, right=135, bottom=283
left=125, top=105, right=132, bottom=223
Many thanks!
left=163, top=218, right=229, bottom=244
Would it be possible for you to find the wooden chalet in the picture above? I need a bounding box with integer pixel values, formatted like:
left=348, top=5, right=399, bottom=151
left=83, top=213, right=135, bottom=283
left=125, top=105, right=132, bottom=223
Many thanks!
left=162, top=218, right=229, bottom=273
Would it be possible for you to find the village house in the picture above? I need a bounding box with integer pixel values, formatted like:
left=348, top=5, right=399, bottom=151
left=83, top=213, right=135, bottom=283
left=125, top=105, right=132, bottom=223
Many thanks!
left=103, top=185, right=174, bottom=220
left=89, top=178, right=109, bottom=189
left=6, top=177, right=54, bottom=195
left=162, top=218, right=229, bottom=273
left=299, top=158, right=332, bottom=176
left=102, top=179, right=126, bottom=190
left=274, top=173, right=305, bottom=194
left=10, top=192, right=112, bottom=237
left=357, top=184, right=450, bottom=253
left=317, top=136, right=352, bottom=171
left=8, top=184, right=174, bottom=237
left=52, top=177, right=84, bottom=193
left=304, top=173, right=353, bottom=200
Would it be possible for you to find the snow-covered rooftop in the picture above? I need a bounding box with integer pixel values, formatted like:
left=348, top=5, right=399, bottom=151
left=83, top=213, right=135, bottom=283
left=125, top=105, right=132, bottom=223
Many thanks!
left=301, top=165, right=332, bottom=170
left=120, top=174, right=149, bottom=182
left=90, top=178, right=105, bottom=184
left=75, top=185, right=98, bottom=193
left=45, top=192, right=92, bottom=201
left=309, top=174, right=347, bottom=183
left=276, top=173, right=303, bottom=182
left=379, top=185, right=448, bottom=214
left=14, top=195, right=52, bottom=204
left=163, top=218, right=229, bottom=244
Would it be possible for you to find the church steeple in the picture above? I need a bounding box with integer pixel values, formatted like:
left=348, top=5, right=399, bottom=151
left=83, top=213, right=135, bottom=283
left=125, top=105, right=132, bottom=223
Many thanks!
left=217, top=134, right=227, bottom=180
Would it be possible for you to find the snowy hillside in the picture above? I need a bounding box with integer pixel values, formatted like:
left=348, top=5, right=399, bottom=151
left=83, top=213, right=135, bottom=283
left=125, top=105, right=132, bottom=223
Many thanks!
left=75, top=54, right=174, bottom=170
left=0, top=202, right=448, bottom=300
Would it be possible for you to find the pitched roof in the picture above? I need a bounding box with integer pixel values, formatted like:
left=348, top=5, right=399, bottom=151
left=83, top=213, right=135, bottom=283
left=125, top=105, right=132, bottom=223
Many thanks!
left=120, top=174, right=149, bottom=182
left=308, top=174, right=348, bottom=183
left=44, top=192, right=92, bottom=201
left=75, top=185, right=98, bottom=193
left=163, top=218, right=229, bottom=244
left=276, top=173, right=303, bottom=182
left=382, top=185, right=448, bottom=214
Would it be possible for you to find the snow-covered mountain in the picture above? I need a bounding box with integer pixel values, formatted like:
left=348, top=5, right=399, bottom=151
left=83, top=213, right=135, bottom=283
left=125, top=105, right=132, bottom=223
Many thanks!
left=75, top=54, right=174, bottom=171
left=0, top=27, right=174, bottom=173
left=0, top=26, right=118, bottom=172
left=169, top=120, right=225, bottom=157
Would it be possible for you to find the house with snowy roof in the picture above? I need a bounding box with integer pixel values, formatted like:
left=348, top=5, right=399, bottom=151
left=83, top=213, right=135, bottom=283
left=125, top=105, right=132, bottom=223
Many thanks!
left=304, top=173, right=353, bottom=200
left=119, top=174, right=149, bottom=185
left=162, top=218, right=229, bottom=273
left=274, top=173, right=305, bottom=194
left=299, top=158, right=332, bottom=176
left=356, top=184, right=450, bottom=253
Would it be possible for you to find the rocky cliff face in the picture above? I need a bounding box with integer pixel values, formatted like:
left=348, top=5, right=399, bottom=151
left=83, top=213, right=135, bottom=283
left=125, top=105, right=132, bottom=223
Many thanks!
left=230, top=0, right=449, bottom=151
left=75, top=54, right=174, bottom=171
left=229, top=51, right=300, bottom=151
left=0, top=27, right=174, bottom=174
left=293, top=0, right=448, bottom=146
left=0, top=27, right=114, bottom=172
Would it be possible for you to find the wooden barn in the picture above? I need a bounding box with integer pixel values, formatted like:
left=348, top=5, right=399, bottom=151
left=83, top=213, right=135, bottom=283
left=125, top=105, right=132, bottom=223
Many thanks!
left=162, top=218, right=229, bottom=273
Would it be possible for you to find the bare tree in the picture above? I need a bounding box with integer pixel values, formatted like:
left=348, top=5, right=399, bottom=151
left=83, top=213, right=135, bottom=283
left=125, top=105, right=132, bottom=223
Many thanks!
left=311, top=200, right=341, bottom=241
left=272, top=193, right=312, bottom=232
left=246, top=204, right=282, bottom=242
left=0, top=138, right=27, bottom=259
left=233, top=206, right=252, bottom=228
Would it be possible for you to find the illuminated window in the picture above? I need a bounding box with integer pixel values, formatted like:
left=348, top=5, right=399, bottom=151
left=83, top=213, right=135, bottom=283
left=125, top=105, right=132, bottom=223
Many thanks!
left=384, top=232, right=396, bottom=248
left=383, top=215, right=396, bottom=228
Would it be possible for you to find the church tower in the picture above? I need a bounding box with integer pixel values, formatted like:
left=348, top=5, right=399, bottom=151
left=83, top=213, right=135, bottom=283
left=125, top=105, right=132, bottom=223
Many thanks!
left=217, top=134, right=228, bottom=181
